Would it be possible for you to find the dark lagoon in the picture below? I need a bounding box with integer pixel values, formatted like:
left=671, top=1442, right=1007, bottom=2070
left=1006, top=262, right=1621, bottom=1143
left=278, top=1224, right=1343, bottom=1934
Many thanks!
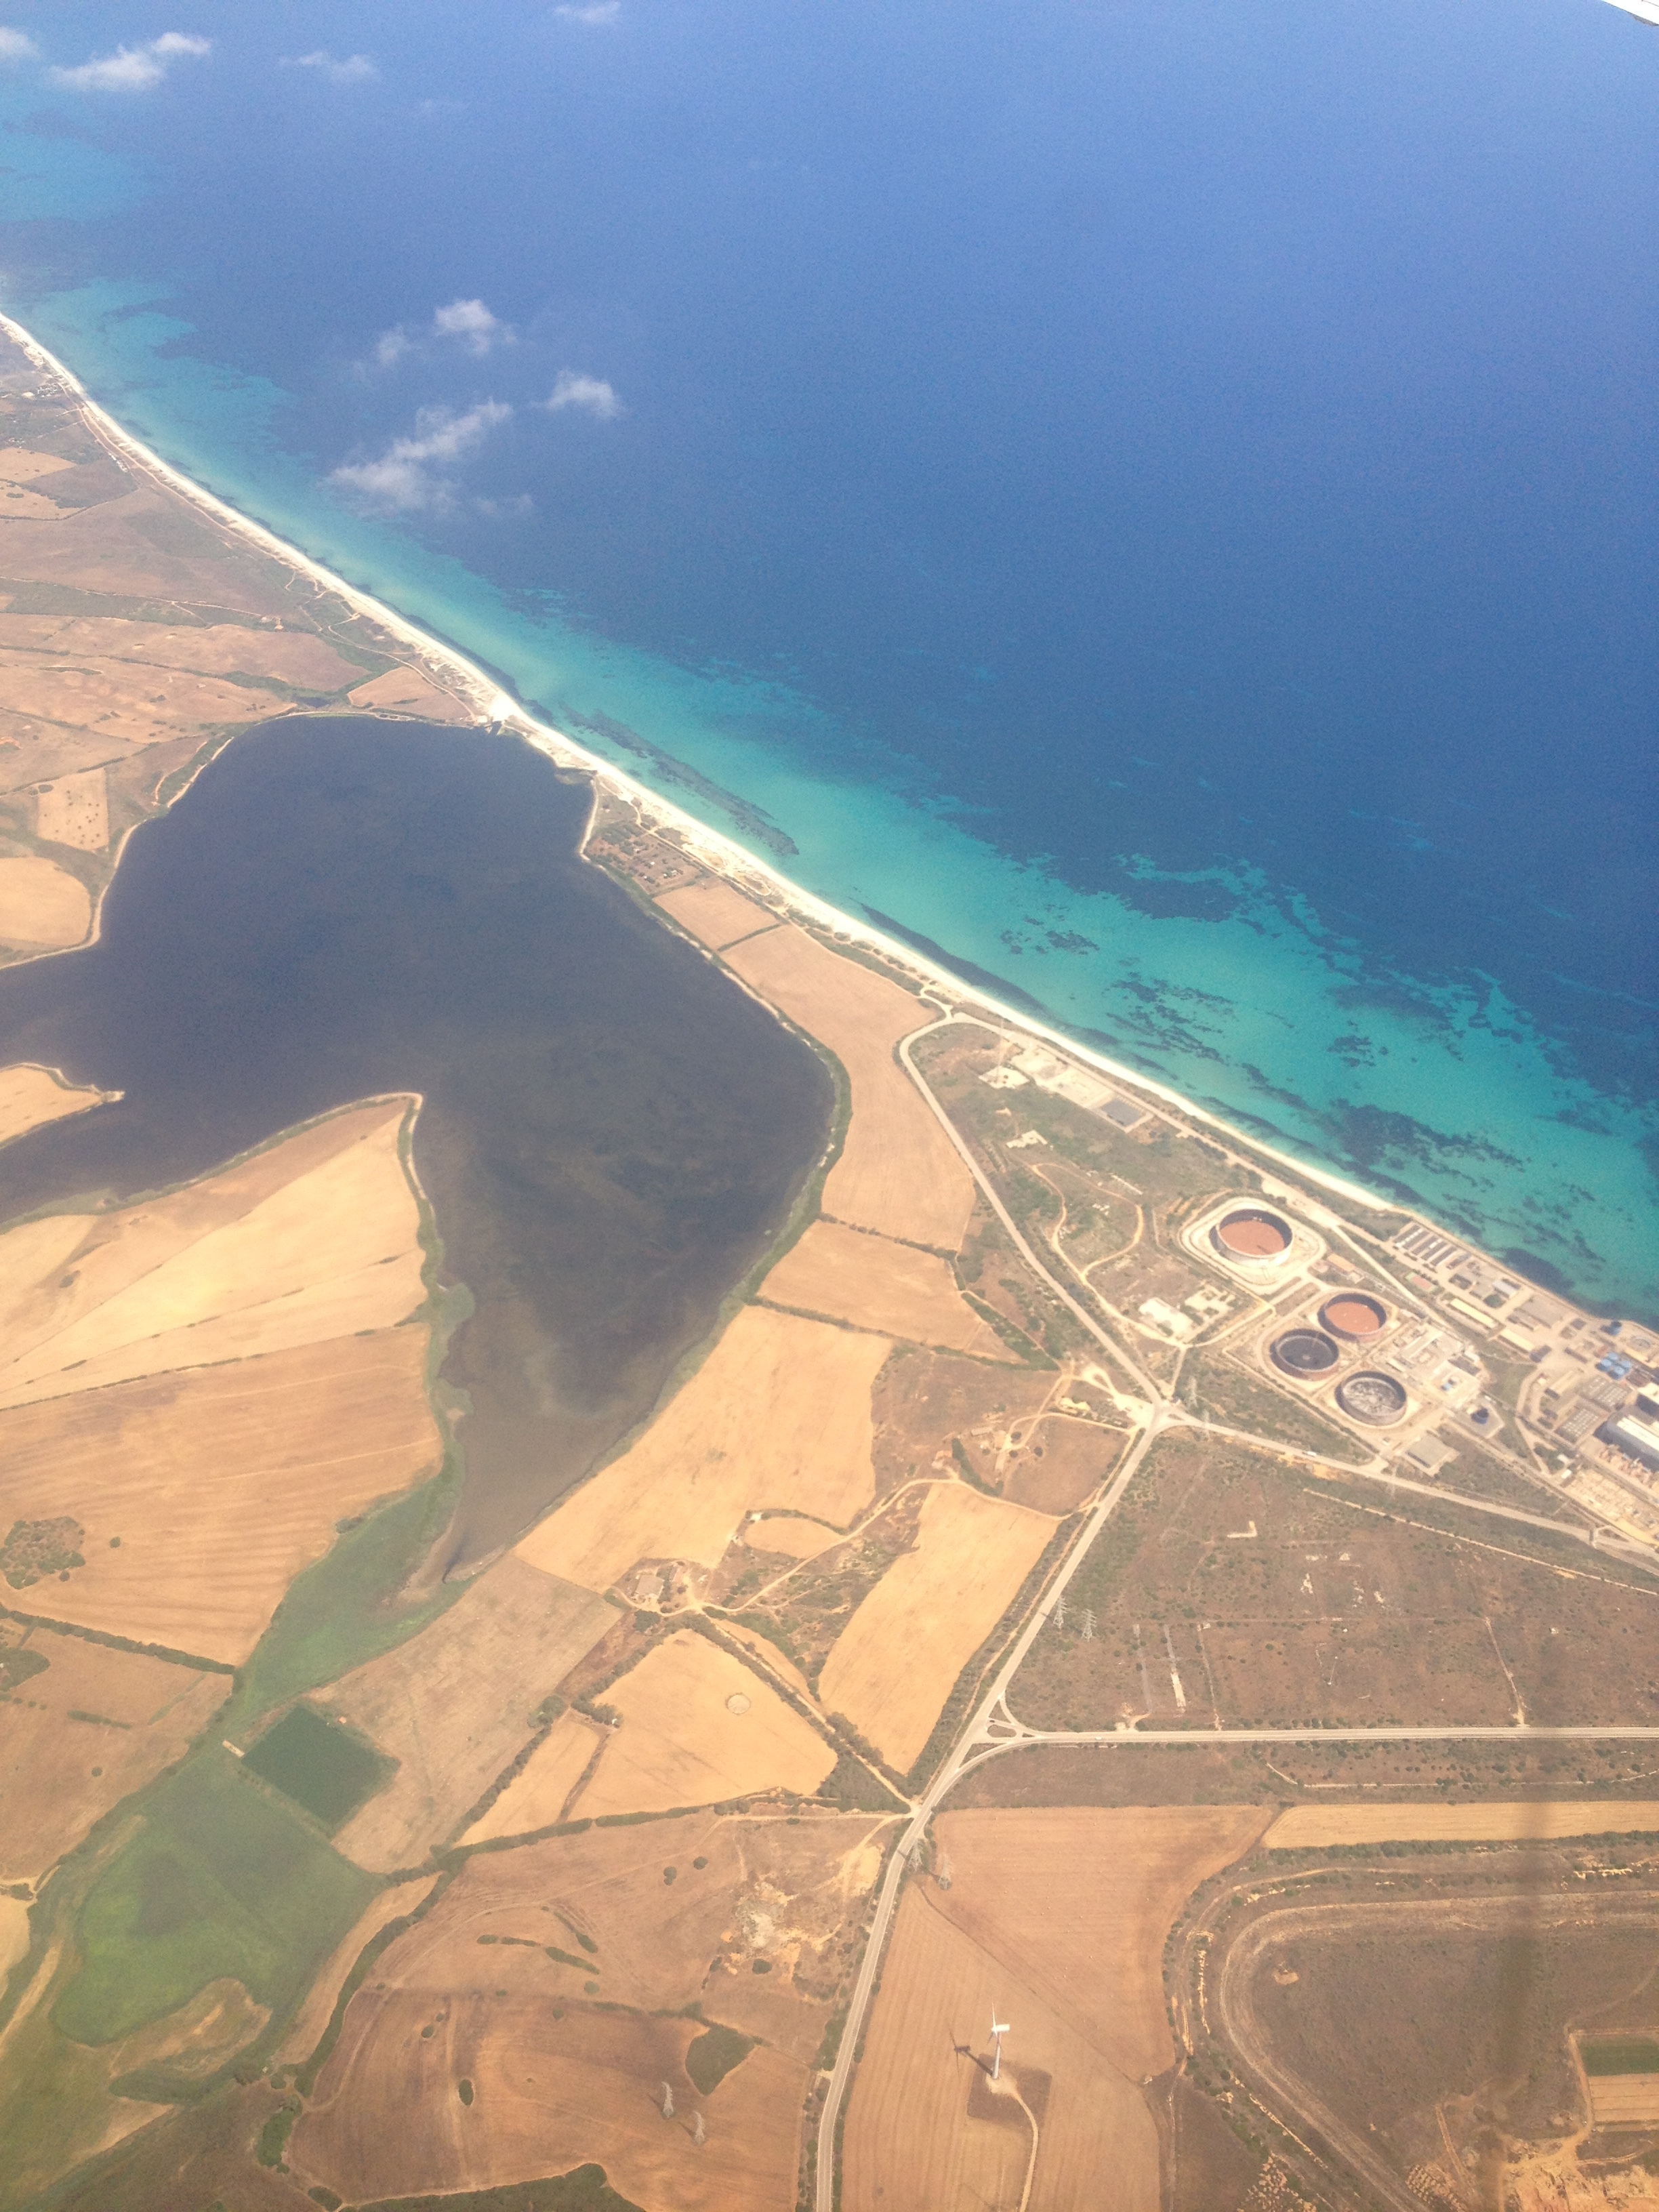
left=0, top=716, right=834, bottom=1560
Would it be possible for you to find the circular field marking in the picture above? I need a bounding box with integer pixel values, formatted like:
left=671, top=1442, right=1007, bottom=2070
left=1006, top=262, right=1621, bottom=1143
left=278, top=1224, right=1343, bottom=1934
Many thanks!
left=726, top=1692, right=752, bottom=1715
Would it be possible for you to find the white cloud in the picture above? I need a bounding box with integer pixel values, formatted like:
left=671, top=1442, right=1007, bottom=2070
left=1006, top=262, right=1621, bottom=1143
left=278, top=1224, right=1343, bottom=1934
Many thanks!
left=330, top=400, right=512, bottom=511
left=0, top=28, right=39, bottom=62
left=433, top=298, right=511, bottom=356
left=371, top=327, right=412, bottom=369
left=283, top=49, right=377, bottom=83
left=545, top=369, right=623, bottom=419
left=555, top=2, right=621, bottom=21
left=49, top=31, right=209, bottom=92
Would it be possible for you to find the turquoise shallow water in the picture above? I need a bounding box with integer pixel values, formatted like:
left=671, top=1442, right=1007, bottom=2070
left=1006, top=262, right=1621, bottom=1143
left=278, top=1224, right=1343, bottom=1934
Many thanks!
left=1, top=0, right=1654, bottom=1319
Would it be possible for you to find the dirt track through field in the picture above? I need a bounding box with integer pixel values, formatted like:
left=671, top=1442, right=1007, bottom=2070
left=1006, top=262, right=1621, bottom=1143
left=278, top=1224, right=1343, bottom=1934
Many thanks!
left=516, top=1303, right=885, bottom=1595
left=818, top=1482, right=1056, bottom=1771
left=762, top=1217, right=1007, bottom=1355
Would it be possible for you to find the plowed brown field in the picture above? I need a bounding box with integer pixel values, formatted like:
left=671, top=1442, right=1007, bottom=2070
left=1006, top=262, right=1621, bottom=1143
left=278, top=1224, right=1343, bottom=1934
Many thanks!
left=0, top=1064, right=105, bottom=1149
left=718, top=923, right=974, bottom=1250
left=0, top=1631, right=227, bottom=1883
left=0, top=1327, right=441, bottom=1662
left=573, top=1632, right=834, bottom=1817
left=818, top=1483, right=1056, bottom=1771
left=0, top=857, right=90, bottom=948
left=762, top=1218, right=1006, bottom=1356
left=516, top=1304, right=884, bottom=1595
left=318, top=1556, right=617, bottom=1870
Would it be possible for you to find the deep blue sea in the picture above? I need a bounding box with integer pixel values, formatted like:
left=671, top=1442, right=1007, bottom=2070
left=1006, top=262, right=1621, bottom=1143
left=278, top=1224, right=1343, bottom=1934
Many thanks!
left=1, top=0, right=1654, bottom=1314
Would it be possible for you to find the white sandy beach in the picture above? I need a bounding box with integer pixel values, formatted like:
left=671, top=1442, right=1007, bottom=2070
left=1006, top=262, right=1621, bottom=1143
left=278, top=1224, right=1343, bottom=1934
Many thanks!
left=0, top=308, right=1417, bottom=1231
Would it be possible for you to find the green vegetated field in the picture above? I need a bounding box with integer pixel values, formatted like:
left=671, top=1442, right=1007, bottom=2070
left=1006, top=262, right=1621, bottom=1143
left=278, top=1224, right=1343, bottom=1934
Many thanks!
left=1004, top=1432, right=1659, bottom=1732
left=684, top=2021, right=756, bottom=2094
left=1584, top=2036, right=1659, bottom=2076
left=243, top=1704, right=394, bottom=1830
left=54, top=1753, right=375, bottom=2045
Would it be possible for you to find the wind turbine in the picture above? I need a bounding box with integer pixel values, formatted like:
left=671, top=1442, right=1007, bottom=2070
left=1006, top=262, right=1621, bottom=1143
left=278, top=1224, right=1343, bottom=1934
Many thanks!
left=989, top=2004, right=1010, bottom=2083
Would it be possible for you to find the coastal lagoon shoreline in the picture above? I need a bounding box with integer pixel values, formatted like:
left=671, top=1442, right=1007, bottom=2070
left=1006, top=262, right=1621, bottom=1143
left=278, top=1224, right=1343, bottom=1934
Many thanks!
left=1, top=308, right=1643, bottom=1332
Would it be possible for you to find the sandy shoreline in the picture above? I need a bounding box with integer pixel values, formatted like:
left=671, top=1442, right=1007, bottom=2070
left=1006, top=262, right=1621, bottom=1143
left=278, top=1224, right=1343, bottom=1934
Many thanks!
left=0, top=307, right=1414, bottom=1231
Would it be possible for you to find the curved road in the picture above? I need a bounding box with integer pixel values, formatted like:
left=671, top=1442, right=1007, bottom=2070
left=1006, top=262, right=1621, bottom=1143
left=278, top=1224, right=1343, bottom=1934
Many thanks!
left=811, top=1017, right=1659, bottom=2211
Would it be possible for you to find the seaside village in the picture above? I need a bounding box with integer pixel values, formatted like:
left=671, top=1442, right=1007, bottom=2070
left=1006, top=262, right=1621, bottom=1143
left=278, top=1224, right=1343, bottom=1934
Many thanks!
left=977, top=1036, right=1659, bottom=1551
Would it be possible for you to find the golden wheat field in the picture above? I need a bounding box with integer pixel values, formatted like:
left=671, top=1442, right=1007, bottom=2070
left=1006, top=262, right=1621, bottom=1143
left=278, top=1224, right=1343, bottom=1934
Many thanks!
left=657, top=876, right=779, bottom=951
left=0, top=1099, right=428, bottom=1410
left=761, top=1217, right=1006, bottom=1356
left=0, top=1328, right=441, bottom=1663
left=573, top=1632, right=835, bottom=1818
left=817, top=1482, right=1056, bottom=1771
left=516, top=1303, right=886, bottom=1595
left=716, top=922, right=975, bottom=1250
left=462, top=1711, right=609, bottom=1844
left=0, top=857, right=91, bottom=948
left=0, top=1063, right=106, bottom=1149
left=1265, top=1801, right=1659, bottom=1850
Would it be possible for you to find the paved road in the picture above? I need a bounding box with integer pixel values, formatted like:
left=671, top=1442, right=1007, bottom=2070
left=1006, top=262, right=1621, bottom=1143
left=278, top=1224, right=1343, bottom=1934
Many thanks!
left=810, top=1019, right=1659, bottom=2208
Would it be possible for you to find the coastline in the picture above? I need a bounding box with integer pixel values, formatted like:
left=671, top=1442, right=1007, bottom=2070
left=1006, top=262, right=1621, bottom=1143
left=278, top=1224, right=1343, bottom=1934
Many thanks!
left=0, top=307, right=1614, bottom=1317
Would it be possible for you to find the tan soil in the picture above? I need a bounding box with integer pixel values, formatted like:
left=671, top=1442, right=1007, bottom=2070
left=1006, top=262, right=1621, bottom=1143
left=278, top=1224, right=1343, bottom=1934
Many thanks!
left=0, top=647, right=291, bottom=745
left=0, top=613, right=362, bottom=692
left=0, top=857, right=90, bottom=948
left=347, top=665, right=472, bottom=720
left=742, top=1516, right=842, bottom=1561
left=843, top=1881, right=1159, bottom=2212
left=657, top=876, right=780, bottom=950
left=516, top=1303, right=885, bottom=1595
left=0, top=487, right=69, bottom=520
left=0, top=1099, right=427, bottom=1410
left=762, top=1216, right=1008, bottom=1356
left=0, top=1327, right=441, bottom=1664
left=1265, top=1801, right=1659, bottom=1850
left=1001, top=1413, right=1125, bottom=1515
left=717, top=922, right=976, bottom=1249
left=934, top=1806, right=1271, bottom=2079
left=462, top=1711, right=608, bottom=1844
left=819, top=1482, right=1057, bottom=1770
left=317, top=1555, right=617, bottom=1870
left=571, top=1632, right=834, bottom=1818
left=0, top=1063, right=106, bottom=1150
left=31, top=767, right=108, bottom=851
left=292, top=1992, right=805, bottom=2212
left=0, top=1629, right=227, bottom=1885
left=0, top=449, right=74, bottom=483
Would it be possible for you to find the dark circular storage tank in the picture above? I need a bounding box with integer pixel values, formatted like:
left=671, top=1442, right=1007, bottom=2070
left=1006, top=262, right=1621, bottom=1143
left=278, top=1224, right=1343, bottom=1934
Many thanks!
left=1336, top=1370, right=1408, bottom=1427
left=1320, top=1292, right=1389, bottom=1343
left=1271, top=1328, right=1340, bottom=1379
left=1213, top=1206, right=1293, bottom=1261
